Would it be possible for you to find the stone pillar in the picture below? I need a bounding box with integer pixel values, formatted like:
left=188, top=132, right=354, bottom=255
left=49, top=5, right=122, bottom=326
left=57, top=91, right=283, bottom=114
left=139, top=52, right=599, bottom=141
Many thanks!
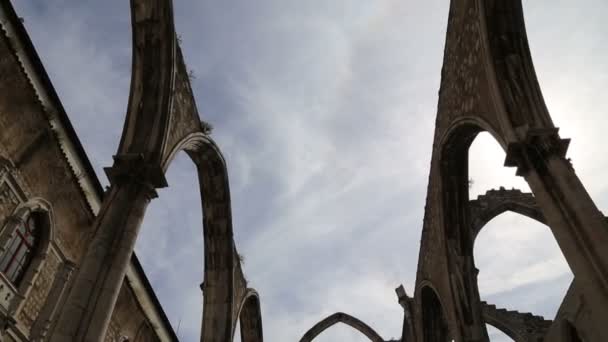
left=396, top=285, right=416, bottom=342
left=30, top=260, right=76, bottom=341
left=505, top=129, right=608, bottom=313
left=49, top=155, right=164, bottom=342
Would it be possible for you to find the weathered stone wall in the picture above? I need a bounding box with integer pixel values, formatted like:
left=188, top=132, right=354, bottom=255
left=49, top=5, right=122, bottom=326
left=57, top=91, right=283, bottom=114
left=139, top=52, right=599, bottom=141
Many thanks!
left=105, top=285, right=161, bottom=342
left=0, top=19, right=92, bottom=263
left=17, top=252, right=60, bottom=329
left=0, top=18, right=161, bottom=342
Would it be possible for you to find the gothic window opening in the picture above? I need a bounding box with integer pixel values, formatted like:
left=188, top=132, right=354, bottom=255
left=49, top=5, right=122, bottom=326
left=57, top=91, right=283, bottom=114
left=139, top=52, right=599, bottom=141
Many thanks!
left=0, top=213, right=40, bottom=286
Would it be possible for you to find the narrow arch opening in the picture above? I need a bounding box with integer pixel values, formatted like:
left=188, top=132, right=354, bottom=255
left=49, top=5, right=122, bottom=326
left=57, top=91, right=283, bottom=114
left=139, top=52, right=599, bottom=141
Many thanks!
left=441, top=123, right=481, bottom=249
left=136, top=152, right=204, bottom=340
left=235, top=294, right=263, bottom=342
left=421, top=286, right=450, bottom=342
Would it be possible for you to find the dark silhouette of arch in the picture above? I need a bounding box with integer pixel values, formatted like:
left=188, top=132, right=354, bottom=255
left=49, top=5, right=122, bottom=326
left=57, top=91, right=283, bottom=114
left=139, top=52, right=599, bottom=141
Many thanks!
left=234, top=289, right=263, bottom=342
left=469, top=188, right=546, bottom=241
left=441, top=123, right=481, bottom=243
left=440, top=121, right=505, bottom=254
left=299, top=312, right=384, bottom=342
left=484, top=315, right=524, bottom=341
left=170, top=132, right=245, bottom=341
left=414, top=0, right=608, bottom=339
left=420, top=286, right=449, bottom=342
left=434, top=122, right=492, bottom=337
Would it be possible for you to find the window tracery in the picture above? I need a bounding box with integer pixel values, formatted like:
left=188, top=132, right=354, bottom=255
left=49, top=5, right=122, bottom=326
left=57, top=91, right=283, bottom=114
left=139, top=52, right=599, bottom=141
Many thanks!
left=0, top=213, right=39, bottom=286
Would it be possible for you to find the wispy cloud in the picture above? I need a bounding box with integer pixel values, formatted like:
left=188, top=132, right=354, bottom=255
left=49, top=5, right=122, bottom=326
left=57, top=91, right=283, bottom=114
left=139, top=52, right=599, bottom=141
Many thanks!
left=13, top=0, right=608, bottom=341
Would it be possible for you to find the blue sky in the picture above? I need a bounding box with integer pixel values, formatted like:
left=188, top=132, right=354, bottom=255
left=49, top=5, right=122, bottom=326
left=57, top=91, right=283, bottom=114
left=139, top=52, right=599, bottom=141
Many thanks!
left=12, top=1, right=608, bottom=341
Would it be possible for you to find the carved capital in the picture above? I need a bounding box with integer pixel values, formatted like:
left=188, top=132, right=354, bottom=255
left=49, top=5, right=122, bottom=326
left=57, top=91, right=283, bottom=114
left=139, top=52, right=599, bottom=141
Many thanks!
left=504, top=128, right=570, bottom=176
left=104, top=153, right=167, bottom=199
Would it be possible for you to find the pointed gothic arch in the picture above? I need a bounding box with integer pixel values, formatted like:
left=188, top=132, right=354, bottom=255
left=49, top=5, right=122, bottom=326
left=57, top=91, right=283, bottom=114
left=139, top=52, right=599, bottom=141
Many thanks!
left=0, top=198, right=54, bottom=314
left=420, top=286, right=450, bottom=342
left=41, top=0, right=608, bottom=340
left=179, top=133, right=238, bottom=341
left=233, top=289, right=263, bottom=342
left=469, top=188, right=544, bottom=242
left=298, top=312, right=384, bottom=342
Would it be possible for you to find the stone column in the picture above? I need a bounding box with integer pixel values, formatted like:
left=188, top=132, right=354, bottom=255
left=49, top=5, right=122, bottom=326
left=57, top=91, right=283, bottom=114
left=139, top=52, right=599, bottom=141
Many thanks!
left=49, top=155, right=164, bottom=342
left=506, top=129, right=608, bottom=314
left=396, top=285, right=417, bottom=342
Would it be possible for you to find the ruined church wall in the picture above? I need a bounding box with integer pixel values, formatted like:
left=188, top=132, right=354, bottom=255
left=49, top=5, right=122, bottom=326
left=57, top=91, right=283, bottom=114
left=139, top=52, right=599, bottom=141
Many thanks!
left=0, top=19, right=161, bottom=341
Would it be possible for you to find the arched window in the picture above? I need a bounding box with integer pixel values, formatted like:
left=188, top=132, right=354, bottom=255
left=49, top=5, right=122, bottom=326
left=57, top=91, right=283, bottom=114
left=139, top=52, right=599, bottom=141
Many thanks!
left=0, top=212, right=40, bottom=286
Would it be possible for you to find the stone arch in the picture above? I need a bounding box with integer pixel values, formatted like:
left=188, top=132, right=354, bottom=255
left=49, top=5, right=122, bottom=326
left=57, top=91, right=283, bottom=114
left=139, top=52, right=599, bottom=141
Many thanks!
left=413, top=0, right=608, bottom=340
left=431, top=121, right=495, bottom=340
left=419, top=285, right=450, bottom=342
left=299, top=312, right=384, bottom=342
left=171, top=133, right=238, bottom=341
left=440, top=122, right=485, bottom=253
left=50, top=0, right=259, bottom=339
left=0, top=198, right=54, bottom=314
left=233, top=289, right=263, bottom=342
left=469, top=187, right=545, bottom=241
left=164, top=132, right=258, bottom=342
left=483, top=316, right=524, bottom=341
left=438, top=120, right=512, bottom=266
